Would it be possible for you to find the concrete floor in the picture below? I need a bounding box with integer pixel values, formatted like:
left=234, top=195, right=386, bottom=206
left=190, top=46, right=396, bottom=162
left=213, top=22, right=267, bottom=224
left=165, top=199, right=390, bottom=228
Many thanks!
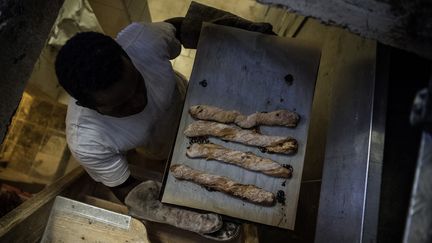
left=147, top=0, right=270, bottom=79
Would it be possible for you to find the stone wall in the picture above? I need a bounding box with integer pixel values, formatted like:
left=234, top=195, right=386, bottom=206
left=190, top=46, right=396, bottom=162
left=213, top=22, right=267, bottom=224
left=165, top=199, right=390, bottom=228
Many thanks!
left=0, top=0, right=65, bottom=143
left=257, top=0, right=432, bottom=59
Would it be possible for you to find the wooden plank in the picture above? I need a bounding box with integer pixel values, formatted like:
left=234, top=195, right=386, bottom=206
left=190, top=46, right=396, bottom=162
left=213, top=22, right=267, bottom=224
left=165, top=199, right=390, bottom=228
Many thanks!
left=284, top=15, right=306, bottom=38
left=162, top=23, right=321, bottom=230
left=88, top=0, right=131, bottom=38
left=43, top=213, right=148, bottom=242
left=263, top=6, right=286, bottom=33
left=40, top=197, right=149, bottom=243
left=263, top=6, right=306, bottom=37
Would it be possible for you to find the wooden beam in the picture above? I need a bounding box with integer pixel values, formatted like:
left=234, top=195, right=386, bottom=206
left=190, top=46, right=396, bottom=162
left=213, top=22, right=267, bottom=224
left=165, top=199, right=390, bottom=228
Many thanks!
left=0, top=167, right=84, bottom=242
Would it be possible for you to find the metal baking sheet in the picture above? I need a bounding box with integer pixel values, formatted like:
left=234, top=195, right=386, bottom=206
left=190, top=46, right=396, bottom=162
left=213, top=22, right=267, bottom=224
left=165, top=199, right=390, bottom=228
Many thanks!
left=162, top=23, right=320, bottom=230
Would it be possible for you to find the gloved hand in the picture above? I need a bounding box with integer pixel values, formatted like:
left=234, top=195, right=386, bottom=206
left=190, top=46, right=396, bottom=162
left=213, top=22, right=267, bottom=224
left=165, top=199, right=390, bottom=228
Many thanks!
left=211, top=16, right=275, bottom=35
left=124, top=180, right=223, bottom=234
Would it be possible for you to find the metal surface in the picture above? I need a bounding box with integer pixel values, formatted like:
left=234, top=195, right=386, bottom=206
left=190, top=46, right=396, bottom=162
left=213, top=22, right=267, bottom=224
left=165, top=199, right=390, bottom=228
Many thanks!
left=162, top=23, right=320, bottom=230
left=362, top=44, right=389, bottom=242
left=314, top=29, right=384, bottom=242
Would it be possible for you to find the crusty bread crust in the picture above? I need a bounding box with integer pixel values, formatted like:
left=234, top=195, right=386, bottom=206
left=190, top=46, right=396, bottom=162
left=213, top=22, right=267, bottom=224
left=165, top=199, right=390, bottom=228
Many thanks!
left=189, top=105, right=299, bottom=128
left=184, top=121, right=297, bottom=154
left=170, top=164, right=276, bottom=206
left=187, top=143, right=292, bottom=178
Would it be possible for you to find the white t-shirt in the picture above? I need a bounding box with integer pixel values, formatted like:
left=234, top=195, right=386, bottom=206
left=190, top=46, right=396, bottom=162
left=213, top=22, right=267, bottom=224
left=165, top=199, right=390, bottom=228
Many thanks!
left=66, top=22, right=183, bottom=187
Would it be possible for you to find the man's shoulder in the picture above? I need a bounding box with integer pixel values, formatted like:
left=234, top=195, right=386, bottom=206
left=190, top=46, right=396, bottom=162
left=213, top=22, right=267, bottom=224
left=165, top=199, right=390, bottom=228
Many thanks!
left=66, top=102, right=110, bottom=149
left=66, top=101, right=145, bottom=156
left=117, top=22, right=174, bottom=37
left=66, top=99, right=98, bottom=128
left=66, top=117, right=117, bottom=161
left=116, top=22, right=175, bottom=50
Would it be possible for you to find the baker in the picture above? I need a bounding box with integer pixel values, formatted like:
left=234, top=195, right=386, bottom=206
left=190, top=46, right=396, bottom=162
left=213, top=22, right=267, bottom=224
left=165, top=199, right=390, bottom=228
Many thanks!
left=54, top=2, right=274, bottom=237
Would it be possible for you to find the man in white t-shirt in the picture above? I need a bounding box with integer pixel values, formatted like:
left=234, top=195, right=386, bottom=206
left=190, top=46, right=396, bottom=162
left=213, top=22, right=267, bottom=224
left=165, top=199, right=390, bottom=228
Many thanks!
left=56, top=22, right=184, bottom=198
left=55, top=5, right=274, bottom=235
left=55, top=20, right=226, bottom=231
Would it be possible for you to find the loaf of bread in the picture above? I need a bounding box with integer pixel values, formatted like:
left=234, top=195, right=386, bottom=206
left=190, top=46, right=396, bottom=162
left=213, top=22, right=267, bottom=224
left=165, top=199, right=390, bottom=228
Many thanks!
left=187, top=143, right=292, bottom=178
left=189, top=105, right=300, bottom=128
left=170, top=164, right=276, bottom=206
left=184, top=121, right=298, bottom=154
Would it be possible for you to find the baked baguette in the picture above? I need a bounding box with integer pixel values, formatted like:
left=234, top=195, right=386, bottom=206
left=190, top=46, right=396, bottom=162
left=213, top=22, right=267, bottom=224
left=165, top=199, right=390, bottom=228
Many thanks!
left=187, top=143, right=292, bottom=178
left=184, top=121, right=298, bottom=154
left=189, top=105, right=300, bottom=128
left=170, top=164, right=276, bottom=206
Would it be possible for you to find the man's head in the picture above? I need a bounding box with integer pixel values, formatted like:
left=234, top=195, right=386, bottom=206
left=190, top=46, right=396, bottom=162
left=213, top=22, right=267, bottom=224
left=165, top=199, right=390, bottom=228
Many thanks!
left=55, top=32, right=147, bottom=117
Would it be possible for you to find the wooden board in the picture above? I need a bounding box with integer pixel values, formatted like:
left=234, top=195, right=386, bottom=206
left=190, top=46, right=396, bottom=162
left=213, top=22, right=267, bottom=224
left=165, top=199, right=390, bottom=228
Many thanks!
left=162, top=23, right=320, bottom=230
left=40, top=196, right=149, bottom=243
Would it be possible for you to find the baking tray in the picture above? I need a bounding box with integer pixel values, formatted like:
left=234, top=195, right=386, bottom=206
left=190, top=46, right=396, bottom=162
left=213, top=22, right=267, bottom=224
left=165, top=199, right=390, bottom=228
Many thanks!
left=161, top=23, right=320, bottom=230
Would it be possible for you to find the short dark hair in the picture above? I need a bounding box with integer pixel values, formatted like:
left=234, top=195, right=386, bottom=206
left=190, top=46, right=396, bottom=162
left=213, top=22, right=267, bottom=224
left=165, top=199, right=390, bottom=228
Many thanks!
left=55, top=31, right=128, bottom=108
